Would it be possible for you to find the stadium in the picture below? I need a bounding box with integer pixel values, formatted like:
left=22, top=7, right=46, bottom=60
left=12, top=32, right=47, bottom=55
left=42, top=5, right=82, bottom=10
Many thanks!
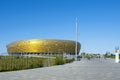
left=7, top=39, right=81, bottom=58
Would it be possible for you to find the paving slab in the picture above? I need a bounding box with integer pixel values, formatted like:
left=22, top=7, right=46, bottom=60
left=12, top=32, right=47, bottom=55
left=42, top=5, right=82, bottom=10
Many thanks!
left=0, top=58, right=120, bottom=80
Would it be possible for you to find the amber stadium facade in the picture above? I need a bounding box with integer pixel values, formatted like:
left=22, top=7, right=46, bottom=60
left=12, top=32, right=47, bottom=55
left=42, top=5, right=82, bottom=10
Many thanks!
left=7, top=39, right=81, bottom=57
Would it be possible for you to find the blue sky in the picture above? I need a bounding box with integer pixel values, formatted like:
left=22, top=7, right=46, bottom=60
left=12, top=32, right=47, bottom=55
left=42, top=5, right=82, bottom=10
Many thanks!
left=0, top=0, right=120, bottom=54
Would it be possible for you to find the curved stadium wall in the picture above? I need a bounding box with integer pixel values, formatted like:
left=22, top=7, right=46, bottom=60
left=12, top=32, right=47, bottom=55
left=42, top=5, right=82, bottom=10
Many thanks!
left=7, top=39, right=81, bottom=57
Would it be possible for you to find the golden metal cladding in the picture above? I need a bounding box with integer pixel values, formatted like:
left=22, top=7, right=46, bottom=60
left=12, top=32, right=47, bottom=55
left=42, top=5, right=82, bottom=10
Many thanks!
left=7, top=39, right=81, bottom=54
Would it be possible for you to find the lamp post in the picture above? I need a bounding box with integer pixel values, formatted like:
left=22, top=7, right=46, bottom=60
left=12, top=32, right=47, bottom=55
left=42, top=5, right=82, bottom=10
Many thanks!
left=44, top=43, right=50, bottom=66
left=48, top=48, right=49, bottom=66
left=75, top=17, right=78, bottom=61
left=47, top=46, right=50, bottom=66
left=58, top=49, right=63, bottom=57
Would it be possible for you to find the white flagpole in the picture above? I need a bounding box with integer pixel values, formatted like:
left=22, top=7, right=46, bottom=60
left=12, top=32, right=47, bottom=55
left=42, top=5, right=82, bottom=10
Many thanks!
left=75, top=17, right=78, bottom=61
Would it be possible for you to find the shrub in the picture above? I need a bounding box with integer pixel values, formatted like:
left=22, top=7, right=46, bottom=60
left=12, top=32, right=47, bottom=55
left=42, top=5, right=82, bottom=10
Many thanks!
left=0, top=56, right=75, bottom=72
left=0, top=56, right=46, bottom=72
left=54, top=57, right=65, bottom=65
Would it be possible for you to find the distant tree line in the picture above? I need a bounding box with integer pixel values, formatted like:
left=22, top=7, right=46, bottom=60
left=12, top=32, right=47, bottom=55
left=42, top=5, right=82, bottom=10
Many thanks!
left=80, top=52, right=101, bottom=59
left=104, top=51, right=115, bottom=59
left=80, top=51, right=117, bottom=59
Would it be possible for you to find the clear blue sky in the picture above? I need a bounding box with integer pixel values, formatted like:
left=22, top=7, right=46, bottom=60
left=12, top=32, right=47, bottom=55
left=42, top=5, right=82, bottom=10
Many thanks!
left=0, top=0, right=120, bottom=54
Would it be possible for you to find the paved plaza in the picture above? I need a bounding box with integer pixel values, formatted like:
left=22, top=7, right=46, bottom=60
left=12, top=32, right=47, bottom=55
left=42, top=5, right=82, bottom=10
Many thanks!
left=0, top=58, right=120, bottom=80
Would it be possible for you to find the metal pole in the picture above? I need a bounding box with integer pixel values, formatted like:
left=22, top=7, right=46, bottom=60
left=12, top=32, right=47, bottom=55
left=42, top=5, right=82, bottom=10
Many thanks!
left=48, top=48, right=50, bottom=66
left=75, top=17, right=78, bottom=61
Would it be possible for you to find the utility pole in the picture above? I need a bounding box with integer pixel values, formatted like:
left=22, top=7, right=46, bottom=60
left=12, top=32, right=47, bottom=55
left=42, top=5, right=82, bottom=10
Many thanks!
left=75, top=17, right=78, bottom=61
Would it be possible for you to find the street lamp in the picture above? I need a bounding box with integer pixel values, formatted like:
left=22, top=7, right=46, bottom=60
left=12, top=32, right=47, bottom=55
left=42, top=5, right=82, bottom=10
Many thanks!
left=47, top=46, right=50, bottom=66
left=58, top=49, right=62, bottom=57
left=75, top=17, right=78, bottom=61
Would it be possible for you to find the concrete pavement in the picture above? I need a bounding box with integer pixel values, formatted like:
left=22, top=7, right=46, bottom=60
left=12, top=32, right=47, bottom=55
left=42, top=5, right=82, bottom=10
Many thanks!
left=0, top=58, right=120, bottom=80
